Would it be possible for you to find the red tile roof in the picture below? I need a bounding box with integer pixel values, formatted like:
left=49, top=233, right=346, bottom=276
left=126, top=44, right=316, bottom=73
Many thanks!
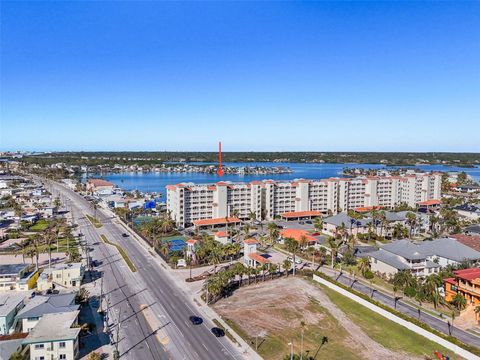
left=247, top=252, right=270, bottom=264
left=215, top=231, right=228, bottom=237
left=280, top=229, right=317, bottom=242
left=187, top=239, right=199, bottom=244
left=281, top=210, right=321, bottom=218
left=88, top=179, right=114, bottom=187
left=193, top=217, right=241, bottom=226
left=244, top=238, right=258, bottom=244
left=354, top=206, right=384, bottom=213
left=417, top=199, right=441, bottom=206
left=449, top=234, right=480, bottom=252
left=452, top=268, right=480, bottom=281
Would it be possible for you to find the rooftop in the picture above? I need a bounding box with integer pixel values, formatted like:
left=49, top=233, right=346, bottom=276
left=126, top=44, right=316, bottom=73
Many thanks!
left=16, top=293, right=78, bottom=319
left=0, top=293, right=25, bottom=317
left=193, top=216, right=241, bottom=227
left=280, top=228, right=317, bottom=242
left=87, top=178, right=114, bottom=187
left=247, top=252, right=270, bottom=264
left=22, top=311, right=80, bottom=344
left=280, top=210, right=321, bottom=218
left=0, top=264, right=29, bottom=276
left=417, top=199, right=441, bottom=206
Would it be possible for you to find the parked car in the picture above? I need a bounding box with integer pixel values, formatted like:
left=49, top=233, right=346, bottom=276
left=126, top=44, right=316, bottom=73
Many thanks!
left=122, top=233, right=129, bottom=238
left=287, top=256, right=302, bottom=265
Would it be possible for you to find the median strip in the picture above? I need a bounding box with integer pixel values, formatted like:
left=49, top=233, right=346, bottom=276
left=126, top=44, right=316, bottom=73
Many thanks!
left=86, top=214, right=102, bottom=228
left=100, top=234, right=137, bottom=272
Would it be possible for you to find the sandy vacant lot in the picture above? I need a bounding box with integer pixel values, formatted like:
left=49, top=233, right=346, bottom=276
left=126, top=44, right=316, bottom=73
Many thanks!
left=214, top=277, right=429, bottom=360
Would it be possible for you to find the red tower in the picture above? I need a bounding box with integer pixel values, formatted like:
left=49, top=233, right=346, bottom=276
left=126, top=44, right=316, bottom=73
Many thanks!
left=217, top=141, right=224, bottom=177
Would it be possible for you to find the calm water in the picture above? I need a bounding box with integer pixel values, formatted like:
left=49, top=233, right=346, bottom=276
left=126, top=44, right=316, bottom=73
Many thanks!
left=101, top=162, right=480, bottom=198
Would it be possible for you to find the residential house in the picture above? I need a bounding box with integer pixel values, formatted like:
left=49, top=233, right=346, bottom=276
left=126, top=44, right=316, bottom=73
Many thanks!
left=449, top=234, right=480, bottom=252
left=186, top=239, right=199, bottom=259
left=279, top=229, right=317, bottom=247
left=453, top=185, right=480, bottom=194
left=0, top=294, right=25, bottom=335
left=444, top=268, right=480, bottom=307
left=0, top=264, right=35, bottom=292
left=14, top=293, right=79, bottom=333
left=214, top=231, right=230, bottom=245
left=323, top=213, right=371, bottom=237
left=86, top=179, right=114, bottom=196
left=243, top=239, right=270, bottom=268
left=455, top=204, right=480, bottom=220
left=37, top=263, right=84, bottom=292
left=369, top=238, right=480, bottom=278
left=23, top=310, right=80, bottom=360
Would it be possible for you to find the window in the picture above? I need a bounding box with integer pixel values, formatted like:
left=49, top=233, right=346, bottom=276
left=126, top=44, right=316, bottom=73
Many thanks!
left=34, top=344, right=45, bottom=349
left=28, top=317, right=40, bottom=322
left=35, top=357, right=44, bottom=360
left=59, top=355, right=67, bottom=360
left=59, top=342, right=66, bottom=348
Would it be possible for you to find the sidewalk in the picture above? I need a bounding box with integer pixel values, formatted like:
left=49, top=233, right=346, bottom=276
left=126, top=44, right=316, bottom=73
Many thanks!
left=100, top=206, right=263, bottom=360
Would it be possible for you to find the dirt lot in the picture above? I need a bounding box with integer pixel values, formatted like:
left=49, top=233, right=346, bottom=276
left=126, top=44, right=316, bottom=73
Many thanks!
left=214, top=277, right=429, bottom=360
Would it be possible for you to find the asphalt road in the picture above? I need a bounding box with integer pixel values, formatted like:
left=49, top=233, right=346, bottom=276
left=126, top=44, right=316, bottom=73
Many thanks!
left=47, top=180, right=242, bottom=360
left=321, top=267, right=480, bottom=348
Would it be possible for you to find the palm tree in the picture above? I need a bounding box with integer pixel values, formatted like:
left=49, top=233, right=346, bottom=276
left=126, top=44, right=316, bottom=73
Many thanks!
left=327, top=237, right=340, bottom=269
left=248, top=210, right=256, bottom=225
left=283, top=259, right=292, bottom=277
left=270, top=264, right=278, bottom=280
left=474, top=305, right=480, bottom=322
left=44, top=229, right=55, bottom=268
left=450, top=293, right=467, bottom=311
left=284, top=237, right=300, bottom=276
left=242, top=224, right=251, bottom=239
left=357, top=257, right=370, bottom=277
left=314, top=217, right=323, bottom=232
left=267, top=222, right=279, bottom=244
left=406, top=212, right=417, bottom=238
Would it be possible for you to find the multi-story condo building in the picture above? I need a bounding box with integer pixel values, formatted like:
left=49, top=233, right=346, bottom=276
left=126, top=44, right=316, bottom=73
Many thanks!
left=167, top=173, right=442, bottom=227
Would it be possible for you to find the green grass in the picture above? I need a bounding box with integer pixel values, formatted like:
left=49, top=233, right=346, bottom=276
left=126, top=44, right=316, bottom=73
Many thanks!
left=100, top=234, right=137, bottom=272
left=86, top=215, right=102, bottom=228
left=318, top=283, right=456, bottom=358
left=29, top=219, right=50, bottom=231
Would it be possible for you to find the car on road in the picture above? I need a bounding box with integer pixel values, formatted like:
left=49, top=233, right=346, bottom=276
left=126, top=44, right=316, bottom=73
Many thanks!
left=287, top=256, right=302, bottom=265
left=122, top=233, right=129, bottom=238
left=189, top=316, right=203, bottom=325
left=305, top=220, right=313, bottom=224
left=211, top=327, right=225, bottom=337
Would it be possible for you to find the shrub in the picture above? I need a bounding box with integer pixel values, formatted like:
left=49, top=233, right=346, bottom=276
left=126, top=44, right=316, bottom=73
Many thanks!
left=363, top=269, right=374, bottom=280
left=404, top=286, right=417, bottom=298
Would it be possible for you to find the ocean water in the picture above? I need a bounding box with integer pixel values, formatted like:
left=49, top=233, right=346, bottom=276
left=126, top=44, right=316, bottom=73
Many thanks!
left=100, top=162, right=480, bottom=198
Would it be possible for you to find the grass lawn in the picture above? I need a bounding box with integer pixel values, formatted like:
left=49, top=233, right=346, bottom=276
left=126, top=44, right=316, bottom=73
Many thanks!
left=318, top=283, right=455, bottom=358
left=86, top=215, right=102, bottom=228
left=100, top=235, right=137, bottom=272
left=30, top=219, right=50, bottom=231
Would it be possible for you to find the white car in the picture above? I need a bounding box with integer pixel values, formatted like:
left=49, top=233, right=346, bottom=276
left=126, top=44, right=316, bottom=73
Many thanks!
left=287, top=256, right=302, bottom=265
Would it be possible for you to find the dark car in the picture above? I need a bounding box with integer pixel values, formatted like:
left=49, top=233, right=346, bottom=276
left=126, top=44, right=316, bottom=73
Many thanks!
left=122, top=233, right=129, bottom=238
left=211, top=327, right=225, bottom=337
left=189, top=316, right=203, bottom=325
left=305, top=220, right=313, bottom=224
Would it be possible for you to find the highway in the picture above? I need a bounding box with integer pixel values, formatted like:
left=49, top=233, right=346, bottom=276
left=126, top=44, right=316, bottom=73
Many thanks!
left=47, top=179, right=243, bottom=360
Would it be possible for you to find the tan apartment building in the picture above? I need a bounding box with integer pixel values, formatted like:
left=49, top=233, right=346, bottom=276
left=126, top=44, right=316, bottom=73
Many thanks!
left=167, top=173, right=442, bottom=227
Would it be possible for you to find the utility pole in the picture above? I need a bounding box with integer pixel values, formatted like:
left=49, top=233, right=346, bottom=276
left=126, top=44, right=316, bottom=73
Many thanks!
left=99, top=276, right=104, bottom=313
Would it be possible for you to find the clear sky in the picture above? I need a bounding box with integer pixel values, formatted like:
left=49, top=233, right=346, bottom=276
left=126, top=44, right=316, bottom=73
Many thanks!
left=1, top=1, right=479, bottom=152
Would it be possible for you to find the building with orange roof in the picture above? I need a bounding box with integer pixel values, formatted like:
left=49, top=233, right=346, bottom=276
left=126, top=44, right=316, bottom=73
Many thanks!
left=280, top=229, right=317, bottom=246
left=167, top=173, right=441, bottom=227
left=444, top=268, right=480, bottom=309
left=243, top=238, right=270, bottom=267
left=86, top=178, right=114, bottom=196
left=214, top=231, right=230, bottom=245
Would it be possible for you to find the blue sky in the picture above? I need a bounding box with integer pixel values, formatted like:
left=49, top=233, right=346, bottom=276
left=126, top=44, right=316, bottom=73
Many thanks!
left=1, top=1, right=479, bottom=152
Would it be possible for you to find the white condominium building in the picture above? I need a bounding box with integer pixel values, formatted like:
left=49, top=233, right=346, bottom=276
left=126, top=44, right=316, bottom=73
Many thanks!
left=167, top=173, right=442, bottom=227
